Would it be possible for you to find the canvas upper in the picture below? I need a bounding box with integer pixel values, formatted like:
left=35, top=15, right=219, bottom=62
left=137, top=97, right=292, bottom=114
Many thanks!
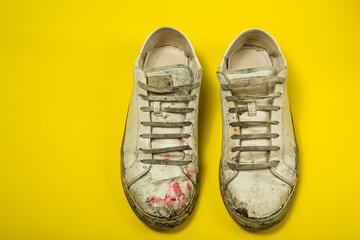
left=121, top=26, right=202, bottom=230
left=217, top=28, right=299, bottom=230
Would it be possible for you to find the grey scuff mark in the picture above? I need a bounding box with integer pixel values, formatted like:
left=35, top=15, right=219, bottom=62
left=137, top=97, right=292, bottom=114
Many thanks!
left=236, top=207, right=249, bottom=218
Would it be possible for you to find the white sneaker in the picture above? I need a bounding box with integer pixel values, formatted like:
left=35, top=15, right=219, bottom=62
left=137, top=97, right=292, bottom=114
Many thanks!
left=217, top=29, right=299, bottom=230
left=121, top=26, right=202, bottom=230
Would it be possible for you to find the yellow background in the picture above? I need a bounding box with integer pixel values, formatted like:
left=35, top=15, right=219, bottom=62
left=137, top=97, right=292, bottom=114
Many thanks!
left=1, top=0, right=360, bottom=239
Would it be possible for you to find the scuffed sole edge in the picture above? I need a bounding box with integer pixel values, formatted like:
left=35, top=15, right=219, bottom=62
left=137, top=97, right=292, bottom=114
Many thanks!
left=219, top=156, right=299, bottom=230
left=120, top=165, right=199, bottom=230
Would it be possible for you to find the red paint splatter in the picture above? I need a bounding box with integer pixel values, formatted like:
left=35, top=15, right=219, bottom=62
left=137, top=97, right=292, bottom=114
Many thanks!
left=163, top=154, right=170, bottom=166
left=186, top=180, right=191, bottom=192
left=186, top=169, right=197, bottom=177
left=182, top=139, right=190, bottom=146
left=172, top=182, right=185, bottom=208
left=149, top=180, right=176, bottom=205
left=149, top=195, right=176, bottom=205
left=148, top=180, right=188, bottom=209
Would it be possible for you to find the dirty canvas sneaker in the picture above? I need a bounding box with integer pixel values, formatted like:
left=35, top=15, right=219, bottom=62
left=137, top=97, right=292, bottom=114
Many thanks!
left=121, top=26, right=202, bottom=230
left=217, top=29, right=299, bottom=230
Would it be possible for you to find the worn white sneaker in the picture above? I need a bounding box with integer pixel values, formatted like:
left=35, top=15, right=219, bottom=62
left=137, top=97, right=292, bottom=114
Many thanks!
left=121, top=27, right=202, bottom=230
left=217, top=29, right=299, bottom=230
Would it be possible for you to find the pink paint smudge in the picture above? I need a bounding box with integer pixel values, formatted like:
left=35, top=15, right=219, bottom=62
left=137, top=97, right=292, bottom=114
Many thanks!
left=186, top=180, right=191, bottom=192
left=149, top=195, right=176, bottom=204
left=186, top=169, right=197, bottom=177
left=148, top=180, right=188, bottom=210
left=172, top=182, right=185, bottom=208
left=182, top=139, right=190, bottom=146
left=164, top=153, right=170, bottom=166
left=148, top=180, right=176, bottom=205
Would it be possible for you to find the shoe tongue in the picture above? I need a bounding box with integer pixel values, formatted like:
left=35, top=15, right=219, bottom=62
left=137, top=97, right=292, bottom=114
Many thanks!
left=144, top=64, right=193, bottom=87
left=224, top=67, right=278, bottom=96
left=143, top=64, right=194, bottom=161
left=224, top=66, right=278, bottom=82
left=224, top=67, right=278, bottom=163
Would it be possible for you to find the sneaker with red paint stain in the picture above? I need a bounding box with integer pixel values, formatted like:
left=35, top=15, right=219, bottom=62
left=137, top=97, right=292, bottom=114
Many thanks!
left=121, top=27, right=201, bottom=230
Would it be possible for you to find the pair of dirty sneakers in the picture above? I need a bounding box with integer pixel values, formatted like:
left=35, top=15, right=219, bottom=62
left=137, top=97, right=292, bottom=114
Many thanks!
left=121, top=26, right=299, bottom=230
